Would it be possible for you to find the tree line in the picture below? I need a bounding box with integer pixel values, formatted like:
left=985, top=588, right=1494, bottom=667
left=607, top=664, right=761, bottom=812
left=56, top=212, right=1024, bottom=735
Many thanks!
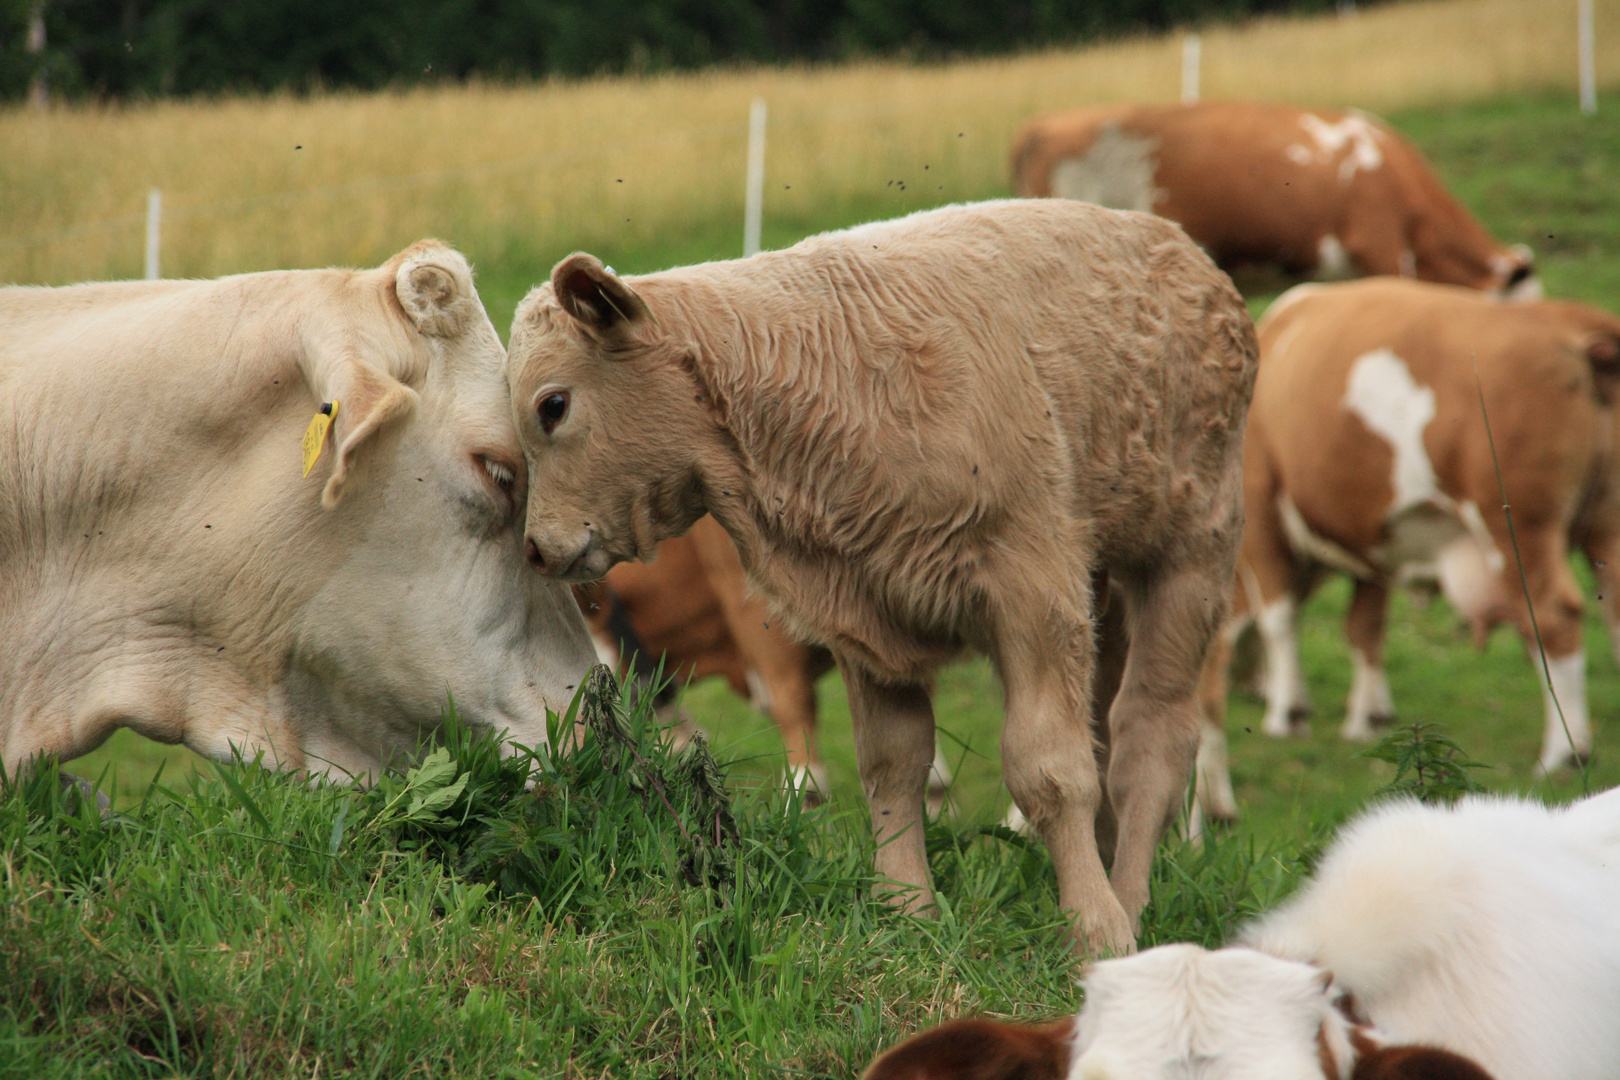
left=4, top=0, right=1354, bottom=102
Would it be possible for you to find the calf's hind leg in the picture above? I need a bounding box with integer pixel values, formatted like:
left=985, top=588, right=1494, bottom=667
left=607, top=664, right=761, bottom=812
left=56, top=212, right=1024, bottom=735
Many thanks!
left=842, top=660, right=938, bottom=914
left=995, top=582, right=1133, bottom=956
left=1106, top=565, right=1225, bottom=924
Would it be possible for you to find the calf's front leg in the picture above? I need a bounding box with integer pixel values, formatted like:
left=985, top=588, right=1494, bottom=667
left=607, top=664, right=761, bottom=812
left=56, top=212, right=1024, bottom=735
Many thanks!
left=842, top=660, right=938, bottom=915
left=996, top=596, right=1134, bottom=957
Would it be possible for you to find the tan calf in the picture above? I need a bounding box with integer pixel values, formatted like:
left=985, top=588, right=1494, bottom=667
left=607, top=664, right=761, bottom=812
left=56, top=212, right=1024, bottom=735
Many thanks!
left=1012, top=100, right=1538, bottom=297
left=509, top=200, right=1258, bottom=955
left=1204, top=278, right=1620, bottom=792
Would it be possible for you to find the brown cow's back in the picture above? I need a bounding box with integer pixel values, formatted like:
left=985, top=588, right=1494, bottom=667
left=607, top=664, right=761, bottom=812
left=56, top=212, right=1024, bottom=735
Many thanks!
left=1010, top=101, right=1532, bottom=293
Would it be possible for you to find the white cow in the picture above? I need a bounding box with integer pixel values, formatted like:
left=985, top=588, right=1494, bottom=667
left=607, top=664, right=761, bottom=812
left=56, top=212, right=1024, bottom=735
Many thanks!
left=1, top=241, right=598, bottom=781
left=865, top=787, right=1620, bottom=1080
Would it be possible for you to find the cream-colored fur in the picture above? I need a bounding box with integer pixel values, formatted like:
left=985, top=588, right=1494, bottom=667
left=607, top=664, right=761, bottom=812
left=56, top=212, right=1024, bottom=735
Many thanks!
left=1, top=242, right=597, bottom=781
left=509, top=200, right=1258, bottom=954
left=1244, top=789, right=1620, bottom=1080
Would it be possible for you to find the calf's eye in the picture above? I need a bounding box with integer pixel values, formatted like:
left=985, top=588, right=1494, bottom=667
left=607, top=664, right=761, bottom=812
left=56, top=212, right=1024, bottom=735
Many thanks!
left=539, top=392, right=570, bottom=434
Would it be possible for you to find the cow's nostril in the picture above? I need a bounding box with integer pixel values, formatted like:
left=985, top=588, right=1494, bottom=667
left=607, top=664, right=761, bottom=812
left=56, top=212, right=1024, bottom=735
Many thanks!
left=525, top=537, right=546, bottom=572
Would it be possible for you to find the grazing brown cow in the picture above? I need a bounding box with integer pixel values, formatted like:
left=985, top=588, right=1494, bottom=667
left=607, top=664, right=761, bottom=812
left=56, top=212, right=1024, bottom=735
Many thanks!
left=1011, top=101, right=1538, bottom=297
left=574, top=514, right=835, bottom=797
left=508, top=200, right=1258, bottom=955
left=575, top=515, right=958, bottom=804
left=1201, top=278, right=1620, bottom=791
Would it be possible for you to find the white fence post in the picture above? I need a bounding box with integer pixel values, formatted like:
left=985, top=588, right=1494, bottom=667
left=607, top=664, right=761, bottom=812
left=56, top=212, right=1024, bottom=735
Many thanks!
left=743, top=98, right=766, bottom=258
left=1182, top=35, right=1202, bottom=104
left=1580, top=0, right=1597, bottom=115
left=144, top=189, right=162, bottom=280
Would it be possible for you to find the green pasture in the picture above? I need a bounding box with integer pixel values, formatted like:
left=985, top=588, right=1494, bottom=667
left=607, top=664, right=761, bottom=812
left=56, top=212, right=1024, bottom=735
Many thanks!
left=10, top=89, right=1620, bottom=1078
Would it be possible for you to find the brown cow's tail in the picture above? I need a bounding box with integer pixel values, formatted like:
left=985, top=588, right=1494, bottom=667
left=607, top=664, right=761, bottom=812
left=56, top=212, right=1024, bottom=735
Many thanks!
left=1585, top=329, right=1620, bottom=406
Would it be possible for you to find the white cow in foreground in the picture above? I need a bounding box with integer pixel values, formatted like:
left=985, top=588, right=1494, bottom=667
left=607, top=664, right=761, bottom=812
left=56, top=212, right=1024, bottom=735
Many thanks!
left=865, top=787, right=1620, bottom=1080
left=1, top=242, right=597, bottom=780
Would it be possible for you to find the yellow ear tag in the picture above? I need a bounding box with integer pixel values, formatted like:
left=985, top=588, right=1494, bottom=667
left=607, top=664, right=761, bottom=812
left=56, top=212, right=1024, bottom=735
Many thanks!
left=301, top=400, right=339, bottom=478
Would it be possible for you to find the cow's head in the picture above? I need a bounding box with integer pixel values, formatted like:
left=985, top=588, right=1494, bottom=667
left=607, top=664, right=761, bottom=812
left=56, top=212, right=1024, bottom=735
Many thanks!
left=860, top=944, right=1498, bottom=1080
left=269, top=241, right=598, bottom=776
left=1486, top=244, right=1541, bottom=300
left=508, top=254, right=718, bottom=583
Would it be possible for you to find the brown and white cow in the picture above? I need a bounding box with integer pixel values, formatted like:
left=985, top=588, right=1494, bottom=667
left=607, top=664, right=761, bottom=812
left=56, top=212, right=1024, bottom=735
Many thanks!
left=575, top=513, right=957, bottom=805
left=0, top=242, right=598, bottom=781
left=575, top=514, right=836, bottom=798
left=508, top=199, right=1258, bottom=955
left=1202, top=278, right=1620, bottom=782
left=864, top=787, right=1620, bottom=1080
left=1011, top=101, right=1538, bottom=297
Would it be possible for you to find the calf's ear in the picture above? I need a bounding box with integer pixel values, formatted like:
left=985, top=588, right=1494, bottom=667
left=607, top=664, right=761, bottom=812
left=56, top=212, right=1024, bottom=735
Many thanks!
left=1350, top=1045, right=1499, bottom=1080
left=861, top=1017, right=1075, bottom=1080
left=551, top=253, right=651, bottom=338
left=393, top=241, right=481, bottom=339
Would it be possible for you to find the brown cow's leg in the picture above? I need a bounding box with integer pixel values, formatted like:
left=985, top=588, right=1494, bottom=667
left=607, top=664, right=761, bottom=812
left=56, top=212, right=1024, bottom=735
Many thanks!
left=842, top=659, right=938, bottom=915
left=1579, top=527, right=1620, bottom=672
left=1190, top=625, right=1239, bottom=840
left=995, top=581, right=1132, bottom=956
left=687, top=515, right=830, bottom=798
left=1501, top=534, right=1590, bottom=771
left=1105, top=565, right=1222, bottom=928
left=1342, top=578, right=1395, bottom=742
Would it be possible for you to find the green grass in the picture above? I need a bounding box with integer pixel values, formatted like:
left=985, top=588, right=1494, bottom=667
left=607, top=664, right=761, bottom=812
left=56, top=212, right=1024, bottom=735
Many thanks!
left=3, top=673, right=1303, bottom=1080
left=16, top=87, right=1620, bottom=1078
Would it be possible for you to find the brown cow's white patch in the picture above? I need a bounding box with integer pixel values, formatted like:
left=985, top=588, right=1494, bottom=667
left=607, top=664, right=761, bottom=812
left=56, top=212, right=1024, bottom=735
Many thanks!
left=1050, top=123, right=1161, bottom=212
left=1298, top=111, right=1385, bottom=183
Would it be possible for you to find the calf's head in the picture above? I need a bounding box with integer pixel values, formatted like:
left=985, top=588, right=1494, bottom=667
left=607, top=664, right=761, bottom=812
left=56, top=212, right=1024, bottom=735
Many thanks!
left=862, top=944, right=1497, bottom=1080
left=508, top=254, right=718, bottom=583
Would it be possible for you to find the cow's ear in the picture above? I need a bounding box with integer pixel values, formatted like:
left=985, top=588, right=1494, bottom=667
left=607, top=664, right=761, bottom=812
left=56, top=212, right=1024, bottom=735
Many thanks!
left=551, top=253, right=650, bottom=338
left=394, top=242, right=480, bottom=339
left=861, top=1018, right=1075, bottom=1080
left=1350, top=1044, right=1499, bottom=1080
left=311, top=357, right=418, bottom=509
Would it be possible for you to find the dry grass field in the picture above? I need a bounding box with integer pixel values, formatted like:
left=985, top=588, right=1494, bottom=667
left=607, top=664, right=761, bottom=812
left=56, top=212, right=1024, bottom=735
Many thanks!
left=3, top=0, right=1616, bottom=299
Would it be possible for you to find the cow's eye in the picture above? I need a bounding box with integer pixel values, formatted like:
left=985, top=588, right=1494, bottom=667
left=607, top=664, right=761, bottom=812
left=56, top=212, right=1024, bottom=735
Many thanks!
left=539, top=392, right=570, bottom=434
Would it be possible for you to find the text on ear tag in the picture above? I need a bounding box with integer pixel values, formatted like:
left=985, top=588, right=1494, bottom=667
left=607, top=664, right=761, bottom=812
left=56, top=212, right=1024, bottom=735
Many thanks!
left=301, top=400, right=340, bottom=478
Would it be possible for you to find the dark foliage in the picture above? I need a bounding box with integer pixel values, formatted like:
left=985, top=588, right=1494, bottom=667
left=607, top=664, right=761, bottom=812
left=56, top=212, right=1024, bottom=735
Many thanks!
left=4, top=0, right=1364, bottom=101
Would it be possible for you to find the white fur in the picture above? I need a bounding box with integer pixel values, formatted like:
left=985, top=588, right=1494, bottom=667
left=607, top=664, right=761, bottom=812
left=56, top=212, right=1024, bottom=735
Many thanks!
left=1071, top=944, right=1349, bottom=1080
left=1537, top=651, right=1592, bottom=772
left=1246, top=791, right=1620, bottom=1080
left=1257, top=597, right=1309, bottom=737
left=1060, top=790, right=1620, bottom=1080
left=1341, top=647, right=1393, bottom=741
left=1342, top=348, right=1440, bottom=514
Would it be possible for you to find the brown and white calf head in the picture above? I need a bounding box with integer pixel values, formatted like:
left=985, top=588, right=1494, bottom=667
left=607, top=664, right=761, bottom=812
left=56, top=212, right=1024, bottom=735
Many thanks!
left=862, top=944, right=1496, bottom=1080
left=507, top=254, right=718, bottom=583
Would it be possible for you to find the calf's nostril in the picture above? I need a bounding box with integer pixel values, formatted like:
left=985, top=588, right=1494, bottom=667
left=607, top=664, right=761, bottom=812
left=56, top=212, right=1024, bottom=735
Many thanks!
left=525, top=537, right=546, bottom=572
